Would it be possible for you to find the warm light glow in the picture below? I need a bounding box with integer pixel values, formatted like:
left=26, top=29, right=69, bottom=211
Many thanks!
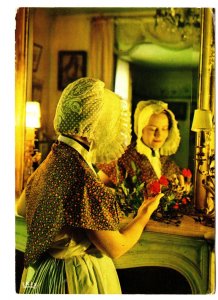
left=191, top=109, right=213, bottom=132
left=114, top=59, right=131, bottom=110
left=26, top=101, right=41, bottom=128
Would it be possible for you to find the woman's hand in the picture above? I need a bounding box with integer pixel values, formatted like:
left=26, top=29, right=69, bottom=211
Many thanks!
left=172, top=174, right=192, bottom=194
left=87, top=192, right=164, bottom=259
left=137, top=193, right=164, bottom=218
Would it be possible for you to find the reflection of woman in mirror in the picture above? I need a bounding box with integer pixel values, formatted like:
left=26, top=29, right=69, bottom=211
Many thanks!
left=16, top=79, right=163, bottom=294
left=98, top=100, right=184, bottom=192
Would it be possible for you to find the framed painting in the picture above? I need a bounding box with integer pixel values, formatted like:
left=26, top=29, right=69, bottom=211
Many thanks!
left=58, top=51, right=87, bottom=90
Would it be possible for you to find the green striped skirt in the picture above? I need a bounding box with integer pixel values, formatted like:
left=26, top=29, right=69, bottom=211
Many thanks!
left=20, top=252, right=122, bottom=294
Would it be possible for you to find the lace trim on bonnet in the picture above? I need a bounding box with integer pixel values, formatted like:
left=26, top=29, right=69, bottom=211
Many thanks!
left=54, top=77, right=131, bottom=164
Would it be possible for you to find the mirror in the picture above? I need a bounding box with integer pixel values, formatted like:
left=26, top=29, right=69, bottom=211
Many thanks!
left=16, top=7, right=206, bottom=193
left=113, top=9, right=201, bottom=171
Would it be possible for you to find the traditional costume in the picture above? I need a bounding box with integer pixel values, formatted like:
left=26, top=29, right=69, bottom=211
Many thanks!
left=20, top=77, right=131, bottom=294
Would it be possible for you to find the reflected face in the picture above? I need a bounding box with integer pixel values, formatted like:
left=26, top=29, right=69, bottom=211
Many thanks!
left=141, top=113, right=169, bottom=150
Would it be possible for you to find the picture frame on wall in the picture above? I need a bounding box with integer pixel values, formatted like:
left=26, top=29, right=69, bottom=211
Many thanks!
left=33, top=43, right=43, bottom=72
left=58, top=51, right=87, bottom=90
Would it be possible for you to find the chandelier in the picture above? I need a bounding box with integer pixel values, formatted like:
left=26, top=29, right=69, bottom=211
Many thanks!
left=147, top=8, right=201, bottom=49
left=115, top=8, right=202, bottom=55
left=155, top=8, right=201, bottom=28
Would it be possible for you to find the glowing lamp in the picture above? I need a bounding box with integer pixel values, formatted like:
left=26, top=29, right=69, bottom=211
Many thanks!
left=191, top=109, right=213, bottom=132
left=26, top=101, right=41, bottom=128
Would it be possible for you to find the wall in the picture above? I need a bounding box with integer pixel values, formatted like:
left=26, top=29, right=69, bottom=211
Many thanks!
left=32, top=9, right=51, bottom=134
left=32, top=10, right=91, bottom=138
left=48, top=14, right=91, bottom=138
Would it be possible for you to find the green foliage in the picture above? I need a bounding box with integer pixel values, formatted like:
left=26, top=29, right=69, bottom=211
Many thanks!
left=115, top=161, right=144, bottom=216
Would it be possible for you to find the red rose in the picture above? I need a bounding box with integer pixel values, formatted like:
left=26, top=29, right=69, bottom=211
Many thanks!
left=148, top=180, right=161, bottom=195
left=159, top=175, right=169, bottom=186
left=173, top=203, right=179, bottom=209
left=182, top=198, right=187, bottom=205
left=182, top=168, right=192, bottom=178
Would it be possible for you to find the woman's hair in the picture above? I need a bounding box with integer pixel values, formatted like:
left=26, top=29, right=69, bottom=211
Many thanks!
left=134, top=100, right=181, bottom=156
left=163, top=110, right=173, bottom=130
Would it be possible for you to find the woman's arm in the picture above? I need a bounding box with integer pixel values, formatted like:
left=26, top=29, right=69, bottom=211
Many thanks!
left=97, top=170, right=113, bottom=186
left=86, top=193, right=163, bottom=259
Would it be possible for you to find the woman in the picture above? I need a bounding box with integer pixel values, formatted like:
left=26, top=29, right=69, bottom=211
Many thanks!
left=97, top=100, right=182, bottom=193
left=16, top=78, right=163, bottom=294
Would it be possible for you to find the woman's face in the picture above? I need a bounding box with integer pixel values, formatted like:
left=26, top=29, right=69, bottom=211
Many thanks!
left=141, top=113, right=169, bottom=150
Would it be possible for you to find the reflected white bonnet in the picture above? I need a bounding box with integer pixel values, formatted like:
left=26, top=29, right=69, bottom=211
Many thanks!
left=134, top=100, right=181, bottom=156
left=54, top=77, right=131, bottom=164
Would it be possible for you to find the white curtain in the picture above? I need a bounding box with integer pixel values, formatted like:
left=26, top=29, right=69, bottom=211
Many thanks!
left=89, top=17, right=114, bottom=90
left=114, top=58, right=132, bottom=112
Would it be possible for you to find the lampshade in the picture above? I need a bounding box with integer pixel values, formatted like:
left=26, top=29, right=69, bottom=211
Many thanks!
left=26, top=101, right=41, bottom=128
left=191, top=109, right=213, bottom=132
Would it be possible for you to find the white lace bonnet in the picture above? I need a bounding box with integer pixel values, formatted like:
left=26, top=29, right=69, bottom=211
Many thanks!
left=54, top=77, right=131, bottom=164
left=134, top=100, right=181, bottom=155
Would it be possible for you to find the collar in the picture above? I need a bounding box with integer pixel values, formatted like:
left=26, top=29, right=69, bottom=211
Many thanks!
left=58, top=134, right=93, bottom=168
left=136, top=138, right=160, bottom=158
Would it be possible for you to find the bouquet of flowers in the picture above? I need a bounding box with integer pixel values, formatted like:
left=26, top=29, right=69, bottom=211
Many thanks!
left=116, top=162, right=194, bottom=225
left=147, top=169, right=193, bottom=225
